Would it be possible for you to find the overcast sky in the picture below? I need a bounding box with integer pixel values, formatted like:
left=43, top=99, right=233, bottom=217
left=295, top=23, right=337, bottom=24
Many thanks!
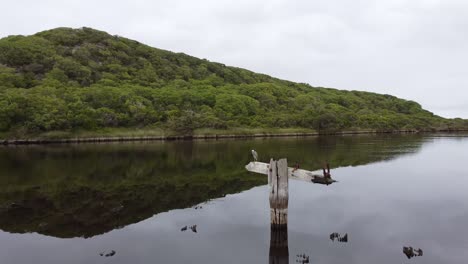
left=1, top=0, right=467, bottom=118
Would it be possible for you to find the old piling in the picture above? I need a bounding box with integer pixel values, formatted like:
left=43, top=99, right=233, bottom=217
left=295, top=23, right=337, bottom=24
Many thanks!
left=268, top=158, right=289, bottom=229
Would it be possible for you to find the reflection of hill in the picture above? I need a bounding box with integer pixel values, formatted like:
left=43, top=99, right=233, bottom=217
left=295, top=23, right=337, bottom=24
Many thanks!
left=252, top=134, right=428, bottom=170
left=0, top=135, right=426, bottom=238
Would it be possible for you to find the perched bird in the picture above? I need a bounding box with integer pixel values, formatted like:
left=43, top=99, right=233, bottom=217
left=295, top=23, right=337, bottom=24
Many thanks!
left=292, top=162, right=300, bottom=172
left=251, top=149, right=258, bottom=162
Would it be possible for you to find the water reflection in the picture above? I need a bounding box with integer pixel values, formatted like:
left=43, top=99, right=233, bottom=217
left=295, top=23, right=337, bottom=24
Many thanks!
left=1, top=134, right=468, bottom=264
left=269, top=228, right=289, bottom=264
left=0, top=135, right=426, bottom=238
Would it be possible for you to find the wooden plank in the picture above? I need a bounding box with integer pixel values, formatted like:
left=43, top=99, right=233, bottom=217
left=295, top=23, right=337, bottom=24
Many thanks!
left=246, top=161, right=321, bottom=183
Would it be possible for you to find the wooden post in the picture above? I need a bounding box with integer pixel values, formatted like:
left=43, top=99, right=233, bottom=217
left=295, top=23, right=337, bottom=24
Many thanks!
left=268, top=158, right=288, bottom=229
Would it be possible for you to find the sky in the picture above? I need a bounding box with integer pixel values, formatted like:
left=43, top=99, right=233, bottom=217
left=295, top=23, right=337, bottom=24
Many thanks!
left=1, top=0, right=467, bottom=118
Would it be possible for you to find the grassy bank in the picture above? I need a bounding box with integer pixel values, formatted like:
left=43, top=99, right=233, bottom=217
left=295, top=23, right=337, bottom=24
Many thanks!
left=2, top=127, right=467, bottom=145
left=0, top=127, right=316, bottom=141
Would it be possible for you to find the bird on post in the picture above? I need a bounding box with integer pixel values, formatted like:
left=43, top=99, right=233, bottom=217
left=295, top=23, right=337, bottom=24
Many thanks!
left=251, top=149, right=258, bottom=162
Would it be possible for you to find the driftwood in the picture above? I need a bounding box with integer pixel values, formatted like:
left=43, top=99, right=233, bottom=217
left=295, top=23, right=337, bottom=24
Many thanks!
left=246, top=161, right=331, bottom=183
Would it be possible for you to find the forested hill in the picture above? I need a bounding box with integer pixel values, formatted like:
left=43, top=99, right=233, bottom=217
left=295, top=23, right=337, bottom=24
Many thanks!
left=0, top=27, right=466, bottom=138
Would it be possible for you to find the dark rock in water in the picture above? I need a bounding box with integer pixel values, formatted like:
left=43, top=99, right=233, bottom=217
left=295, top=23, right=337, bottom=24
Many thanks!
left=339, top=233, right=348, bottom=242
left=403, top=246, right=423, bottom=259
left=415, top=248, right=423, bottom=256
left=181, top=226, right=187, bottom=231
left=329, top=232, right=339, bottom=241
left=296, top=253, right=310, bottom=263
left=330, top=232, right=348, bottom=242
left=403, top=246, right=415, bottom=259
left=99, top=250, right=116, bottom=257
left=190, top=225, right=197, bottom=233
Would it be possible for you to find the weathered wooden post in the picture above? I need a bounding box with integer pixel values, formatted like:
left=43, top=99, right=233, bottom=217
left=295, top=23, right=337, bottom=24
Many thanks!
left=268, top=158, right=289, bottom=229
left=268, top=158, right=289, bottom=264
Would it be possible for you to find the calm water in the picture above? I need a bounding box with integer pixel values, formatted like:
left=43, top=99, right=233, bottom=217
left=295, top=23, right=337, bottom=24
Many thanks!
left=1, top=134, right=467, bottom=263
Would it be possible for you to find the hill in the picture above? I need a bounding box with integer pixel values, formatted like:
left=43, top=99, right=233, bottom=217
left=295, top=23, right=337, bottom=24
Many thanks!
left=0, top=27, right=466, bottom=138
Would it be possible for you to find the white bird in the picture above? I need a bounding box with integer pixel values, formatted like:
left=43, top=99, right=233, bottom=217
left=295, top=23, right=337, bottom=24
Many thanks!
left=251, top=149, right=258, bottom=162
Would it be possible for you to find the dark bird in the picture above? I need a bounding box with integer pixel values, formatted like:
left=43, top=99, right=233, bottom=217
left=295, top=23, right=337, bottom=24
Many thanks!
left=190, top=225, right=197, bottom=233
left=181, top=226, right=187, bottom=231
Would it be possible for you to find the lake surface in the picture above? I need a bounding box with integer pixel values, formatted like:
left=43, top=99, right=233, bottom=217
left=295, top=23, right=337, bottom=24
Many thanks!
left=1, top=134, right=467, bottom=263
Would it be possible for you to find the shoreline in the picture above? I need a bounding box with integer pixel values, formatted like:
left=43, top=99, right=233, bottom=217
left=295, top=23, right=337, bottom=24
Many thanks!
left=2, top=129, right=468, bottom=145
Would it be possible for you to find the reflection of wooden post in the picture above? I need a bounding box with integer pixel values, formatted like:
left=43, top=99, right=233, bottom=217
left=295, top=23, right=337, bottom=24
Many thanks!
left=268, top=158, right=288, bottom=229
left=269, top=228, right=289, bottom=264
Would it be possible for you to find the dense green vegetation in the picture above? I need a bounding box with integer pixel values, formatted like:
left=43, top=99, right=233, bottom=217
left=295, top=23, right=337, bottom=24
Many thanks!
left=0, top=135, right=424, bottom=237
left=0, top=27, right=467, bottom=138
